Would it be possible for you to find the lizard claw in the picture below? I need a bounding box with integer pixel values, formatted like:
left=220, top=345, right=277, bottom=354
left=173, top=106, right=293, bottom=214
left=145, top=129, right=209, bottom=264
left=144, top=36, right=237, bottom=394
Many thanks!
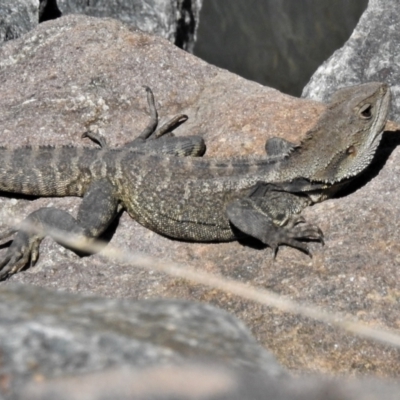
left=272, top=245, right=279, bottom=259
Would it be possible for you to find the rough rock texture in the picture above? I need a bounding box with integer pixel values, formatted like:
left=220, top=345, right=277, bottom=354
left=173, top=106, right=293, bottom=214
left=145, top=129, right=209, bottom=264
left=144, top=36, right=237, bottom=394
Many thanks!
left=57, top=0, right=203, bottom=51
left=195, top=0, right=368, bottom=96
left=0, top=15, right=400, bottom=379
left=21, top=371, right=400, bottom=400
left=0, top=284, right=284, bottom=398
left=2, top=285, right=399, bottom=400
left=303, top=0, right=400, bottom=121
left=0, top=0, right=39, bottom=42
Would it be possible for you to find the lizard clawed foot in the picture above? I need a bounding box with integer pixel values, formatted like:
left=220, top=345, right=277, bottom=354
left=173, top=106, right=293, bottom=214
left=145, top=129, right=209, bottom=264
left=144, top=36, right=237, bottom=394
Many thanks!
left=272, top=217, right=324, bottom=257
left=271, top=215, right=324, bottom=257
left=0, top=230, right=43, bottom=280
left=227, top=198, right=324, bottom=258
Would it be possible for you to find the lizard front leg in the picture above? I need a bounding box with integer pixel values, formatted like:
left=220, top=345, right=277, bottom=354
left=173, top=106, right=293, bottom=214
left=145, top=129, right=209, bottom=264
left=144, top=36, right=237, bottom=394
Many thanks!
left=0, top=179, right=118, bottom=280
left=226, top=184, right=324, bottom=256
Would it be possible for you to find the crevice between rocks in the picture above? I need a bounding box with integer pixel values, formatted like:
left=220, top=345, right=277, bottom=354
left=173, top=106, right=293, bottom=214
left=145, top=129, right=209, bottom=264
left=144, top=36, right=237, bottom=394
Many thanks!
left=39, top=0, right=63, bottom=23
left=175, top=0, right=197, bottom=52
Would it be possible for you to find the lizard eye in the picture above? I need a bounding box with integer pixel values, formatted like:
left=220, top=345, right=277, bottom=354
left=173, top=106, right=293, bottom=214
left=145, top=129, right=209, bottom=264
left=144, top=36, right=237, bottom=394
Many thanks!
left=359, top=104, right=372, bottom=119
left=347, top=145, right=356, bottom=155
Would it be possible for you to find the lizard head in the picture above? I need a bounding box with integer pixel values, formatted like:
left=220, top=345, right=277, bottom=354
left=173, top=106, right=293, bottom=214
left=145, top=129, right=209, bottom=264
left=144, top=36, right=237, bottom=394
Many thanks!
left=299, top=82, right=391, bottom=184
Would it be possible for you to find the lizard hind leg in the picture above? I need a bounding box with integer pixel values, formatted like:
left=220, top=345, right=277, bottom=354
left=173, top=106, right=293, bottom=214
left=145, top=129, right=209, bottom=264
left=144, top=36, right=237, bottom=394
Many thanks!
left=137, top=86, right=188, bottom=141
left=134, top=86, right=159, bottom=141
left=0, top=179, right=119, bottom=280
left=81, top=86, right=159, bottom=149
left=126, top=87, right=206, bottom=156
left=82, top=86, right=206, bottom=157
left=226, top=196, right=324, bottom=257
left=128, top=86, right=184, bottom=144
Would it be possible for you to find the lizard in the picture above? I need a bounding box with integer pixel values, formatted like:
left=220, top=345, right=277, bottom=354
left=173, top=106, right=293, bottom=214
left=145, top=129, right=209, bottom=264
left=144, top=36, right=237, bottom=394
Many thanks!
left=0, top=82, right=390, bottom=279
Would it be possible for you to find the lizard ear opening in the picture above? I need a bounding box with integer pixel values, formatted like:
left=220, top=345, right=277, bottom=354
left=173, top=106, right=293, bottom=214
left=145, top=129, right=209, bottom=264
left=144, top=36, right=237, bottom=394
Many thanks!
left=359, top=104, right=373, bottom=119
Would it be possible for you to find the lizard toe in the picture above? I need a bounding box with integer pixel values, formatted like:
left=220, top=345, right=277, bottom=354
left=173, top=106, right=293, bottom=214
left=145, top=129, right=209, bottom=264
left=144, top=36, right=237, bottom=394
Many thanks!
left=281, top=237, right=312, bottom=257
left=0, top=255, right=27, bottom=280
left=268, top=229, right=312, bottom=257
left=289, top=221, right=324, bottom=243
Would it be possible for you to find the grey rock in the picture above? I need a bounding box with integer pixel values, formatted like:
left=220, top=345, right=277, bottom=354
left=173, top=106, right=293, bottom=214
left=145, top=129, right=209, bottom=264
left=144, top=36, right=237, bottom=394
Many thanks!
left=302, top=0, right=400, bottom=121
left=0, top=15, right=400, bottom=379
left=0, top=284, right=284, bottom=398
left=57, top=0, right=203, bottom=51
left=1, top=284, right=398, bottom=400
left=21, top=365, right=400, bottom=400
left=0, top=0, right=39, bottom=42
left=195, top=0, right=368, bottom=96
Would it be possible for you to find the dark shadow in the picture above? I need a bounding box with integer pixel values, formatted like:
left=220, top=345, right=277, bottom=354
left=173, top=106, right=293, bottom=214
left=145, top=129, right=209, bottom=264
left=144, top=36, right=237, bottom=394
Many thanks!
left=0, top=192, right=39, bottom=201
left=175, top=0, right=196, bottom=51
left=39, top=0, right=62, bottom=23
left=335, top=130, right=400, bottom=198
left=0, top=240, right=12, bottom=250
left=232, top=225, right=267, bottom=250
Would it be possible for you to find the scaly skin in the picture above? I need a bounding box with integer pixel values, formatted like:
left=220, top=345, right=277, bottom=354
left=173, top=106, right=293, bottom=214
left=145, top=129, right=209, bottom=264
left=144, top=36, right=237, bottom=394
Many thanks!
left=0, top=83, right=390, bottom=279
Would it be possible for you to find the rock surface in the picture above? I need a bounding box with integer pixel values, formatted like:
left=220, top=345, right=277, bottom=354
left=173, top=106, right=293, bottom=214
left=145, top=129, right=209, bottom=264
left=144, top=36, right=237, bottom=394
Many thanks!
left=57, top=0, right=203, bottom=51
left=21, top=371, right=400, bottom=400
left=303, top=0, right=400, bottom=121
left=0, top=15, right=399, bottom=379
left=2, top=0, right=202, bottom=51
left=195, top=0, right=368, bottom=96
left=0, top=0, right=39, bottom=42
left=2, top=284, right=399, bottom=400
left=0, top=284, right=284, bottom=398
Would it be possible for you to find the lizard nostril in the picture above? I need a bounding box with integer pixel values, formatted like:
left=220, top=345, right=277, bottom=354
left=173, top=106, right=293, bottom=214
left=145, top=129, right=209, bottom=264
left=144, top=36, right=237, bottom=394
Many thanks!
left=346, top=145, right=357, bottom=155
